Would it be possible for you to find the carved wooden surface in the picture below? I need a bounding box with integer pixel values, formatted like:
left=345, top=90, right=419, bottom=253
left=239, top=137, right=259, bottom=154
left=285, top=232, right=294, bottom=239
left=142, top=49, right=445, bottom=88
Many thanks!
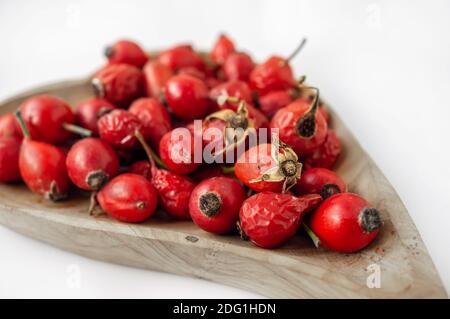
left=0, top=79, right=446, bottom=298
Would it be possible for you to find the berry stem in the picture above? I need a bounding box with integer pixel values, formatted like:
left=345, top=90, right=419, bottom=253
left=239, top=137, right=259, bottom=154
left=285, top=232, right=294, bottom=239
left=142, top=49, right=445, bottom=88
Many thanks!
left=222, top=165, right=235, bottom=174
left=62, top=123, right=93, bottom=137
left=134, top=130, right=168, bottom=170
left=14, top=110, right=31, bottom=139
left=285, top=38, right=307, bottom=64
left=302, top=222, right=320, bottom=248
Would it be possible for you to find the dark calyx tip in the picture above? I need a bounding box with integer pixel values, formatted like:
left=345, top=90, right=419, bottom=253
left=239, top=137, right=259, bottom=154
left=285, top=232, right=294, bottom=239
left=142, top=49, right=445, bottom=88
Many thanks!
left=229, top=114, right=248, bottom=130
left=104, top=46, right=114, bottom=58
left=199, top=192, right=222, bottom=217
left=319, top=184, right=342, bottom=199
left=280, top=160, right=298, bottom=177
left=296, top=112, right=316, bottom=138
left=360, top=207, right=382, bottom=233
left=236, top=221, right=248, bottom=241
left=47, top=181, right=67, bottom=202
left=86, top=170, right=108, bottom=191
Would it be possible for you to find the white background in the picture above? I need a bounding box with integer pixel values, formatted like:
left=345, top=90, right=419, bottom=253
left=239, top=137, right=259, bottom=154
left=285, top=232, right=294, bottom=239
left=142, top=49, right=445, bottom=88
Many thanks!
left=1, top=0, right=449, bottom=298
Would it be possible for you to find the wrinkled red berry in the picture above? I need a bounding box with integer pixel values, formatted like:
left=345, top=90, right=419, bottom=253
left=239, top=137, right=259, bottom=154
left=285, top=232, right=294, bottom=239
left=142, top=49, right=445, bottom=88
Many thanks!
left=158, top=45, right=206, bottom=72
left=239, top=192, right=322, bottom=248
left=302, top=129, right=341, bottom=170
left=223, top=52, right=254, bottom=81
left=259, top=90, right=293, bottom=118
left=92, top=64, right=144, bottom=108
left=98, top=109, right=142, bottom=149
left=249, top=56, right=296, bottom=95
left=210, top=34, right=235, bottom=65
left=143, top=60, right=173, bottom=98
left=129, top=98, right=172, bottom=149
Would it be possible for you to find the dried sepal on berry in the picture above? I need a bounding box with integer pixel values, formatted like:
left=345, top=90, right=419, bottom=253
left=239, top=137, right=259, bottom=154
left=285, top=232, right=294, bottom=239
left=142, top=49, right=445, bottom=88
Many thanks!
left=249, top=134, right=302, bottom=193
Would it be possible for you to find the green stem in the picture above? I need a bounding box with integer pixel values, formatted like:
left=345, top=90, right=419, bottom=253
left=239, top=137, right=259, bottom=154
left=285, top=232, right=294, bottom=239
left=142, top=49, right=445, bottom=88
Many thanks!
left=302, top=223, right=320, bottom=248
left=221, top=165, right=235, bottom=174
left=62, top=123, right=93, bottom=137
left=134, top=130, right=168, bottom=170
left=15, top=110, right=30, bottom=138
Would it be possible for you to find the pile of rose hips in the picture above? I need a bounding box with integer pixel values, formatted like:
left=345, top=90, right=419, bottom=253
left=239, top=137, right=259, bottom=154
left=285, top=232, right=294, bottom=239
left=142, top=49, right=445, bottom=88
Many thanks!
left=0, top=36, right=382, bottom=253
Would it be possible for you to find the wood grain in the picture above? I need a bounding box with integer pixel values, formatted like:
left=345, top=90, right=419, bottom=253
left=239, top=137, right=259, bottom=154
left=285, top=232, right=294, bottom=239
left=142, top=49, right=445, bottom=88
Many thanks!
left=0, top=79, right=446, bottom=298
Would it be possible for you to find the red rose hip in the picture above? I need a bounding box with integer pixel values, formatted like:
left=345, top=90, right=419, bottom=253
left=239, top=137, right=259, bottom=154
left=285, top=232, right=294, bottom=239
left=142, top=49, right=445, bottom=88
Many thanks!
left=66, top=138, right=120, bottom=191
left=189, top=176, right=246, bottom=234
left=239, top=192, right=322, bottom=248
left=75, top=97, right=117, bottom=134
left=0, top=113, right=22, bottom=139
left=98, top=109, right=142, bottom=149
left=164, top=74, right=210, bottom=120
left=105, top=39, right=148, bottom=68
left=143, top=61, right=174, bottom=98
left=302, top=129, right=341, bottom=170
left=210, top=34, right=235, bottom=65
left=307, top=193, right=382, bottom=253
left=0, top=137, right=21, bottom=182
left=296, top=168, right=346, bottom=199
left=223, top=52, right=254, bottom=82
left=97, top=173, right=158, bottom=223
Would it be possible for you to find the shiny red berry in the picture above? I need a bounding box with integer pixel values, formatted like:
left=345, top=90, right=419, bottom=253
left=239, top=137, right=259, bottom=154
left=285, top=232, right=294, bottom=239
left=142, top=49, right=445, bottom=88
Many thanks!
left=129, top=97, right=172, bottom=149
left=157, top=45, right=206, bottom=72
left=75, top=97, right=117, bottom=135
left=210, top=34, right=235, bottom=65
left=0, top=113, right=22, bottom=139
left=223, top=52, right=254, bottom=81
left=308, top=193, right=381, bottom=253
left=97, top=173, right=158, bottom=223
left=0, top=137, right=21, bottom=182
left=159, top=128, right=200, bottom=175
left=66, top=138, right=120, bottom=191
left=19, top=95, right=77, bottom=144
left=105, top=39, right=148, bottom=68
left=143, top=60, right=173, bottom=98
left=92, top=63, right=144, bottom=108
left=209, top=80, right=253, bottom=112
left=189, top=176, right=246, bottom=234
left=296, top=168, right=346, bottom=199
left=302, top=129, right=341, bottom=170
left=271, top=96, right=327, bottom=155
left=239, top=192, right=322, bottom=248
left=98, top=109, right=142, bottom=149
left=164, top=74, right=210, bottom=120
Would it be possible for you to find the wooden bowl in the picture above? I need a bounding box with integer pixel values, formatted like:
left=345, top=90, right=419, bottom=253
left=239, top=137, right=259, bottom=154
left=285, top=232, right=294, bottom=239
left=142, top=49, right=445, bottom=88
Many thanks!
left=0, top=79, right=446, bottom=298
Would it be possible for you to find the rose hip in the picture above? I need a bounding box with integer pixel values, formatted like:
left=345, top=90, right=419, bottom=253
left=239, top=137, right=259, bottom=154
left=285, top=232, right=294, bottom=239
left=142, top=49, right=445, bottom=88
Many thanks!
left=296, top=168, right=346, bottom=199
left=258, top=89, right=294, bottom=118
left=97, top=173, right=158, bottom=223
left=157, top=45, right=206, bottom=72
left=302, top=129, right=341, bottom=170
left=129, top=97, right=172, bottom=149
left=223, top=52, right=254, bottom=82
left=98, top=109, right=142, bottom=149
left=19, top=95, right=89, bottom=144
left=164, top=74, right=210, bottom=120
left=189, top=176, right=246, bottom=234
left=105, top=39, right=148, bottom=68
left=235, top=136, right=302, bottom=193
left=66, top=138, right=120, bottom=191
left=307, top=193, right=382, bottom=253
left=210, top=34, right=235, bottom=65
left=159, top=128, right=200, bottom=175
left=209, top=80, right=253, bottom=112
left=16, top=111, right=70, bottom=200
left=271, top=93, right=327, bottom=155
left=0, top=113, right=22, bottom=139
left=92, top=63, right=144, bottom=108
left=239, top=192, right=322, bottom=248
left=143, top=61, right=173, bottom=98
left=75, top=97, right=117, bottom=135
left=0, top=137, right=21, bottom=182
